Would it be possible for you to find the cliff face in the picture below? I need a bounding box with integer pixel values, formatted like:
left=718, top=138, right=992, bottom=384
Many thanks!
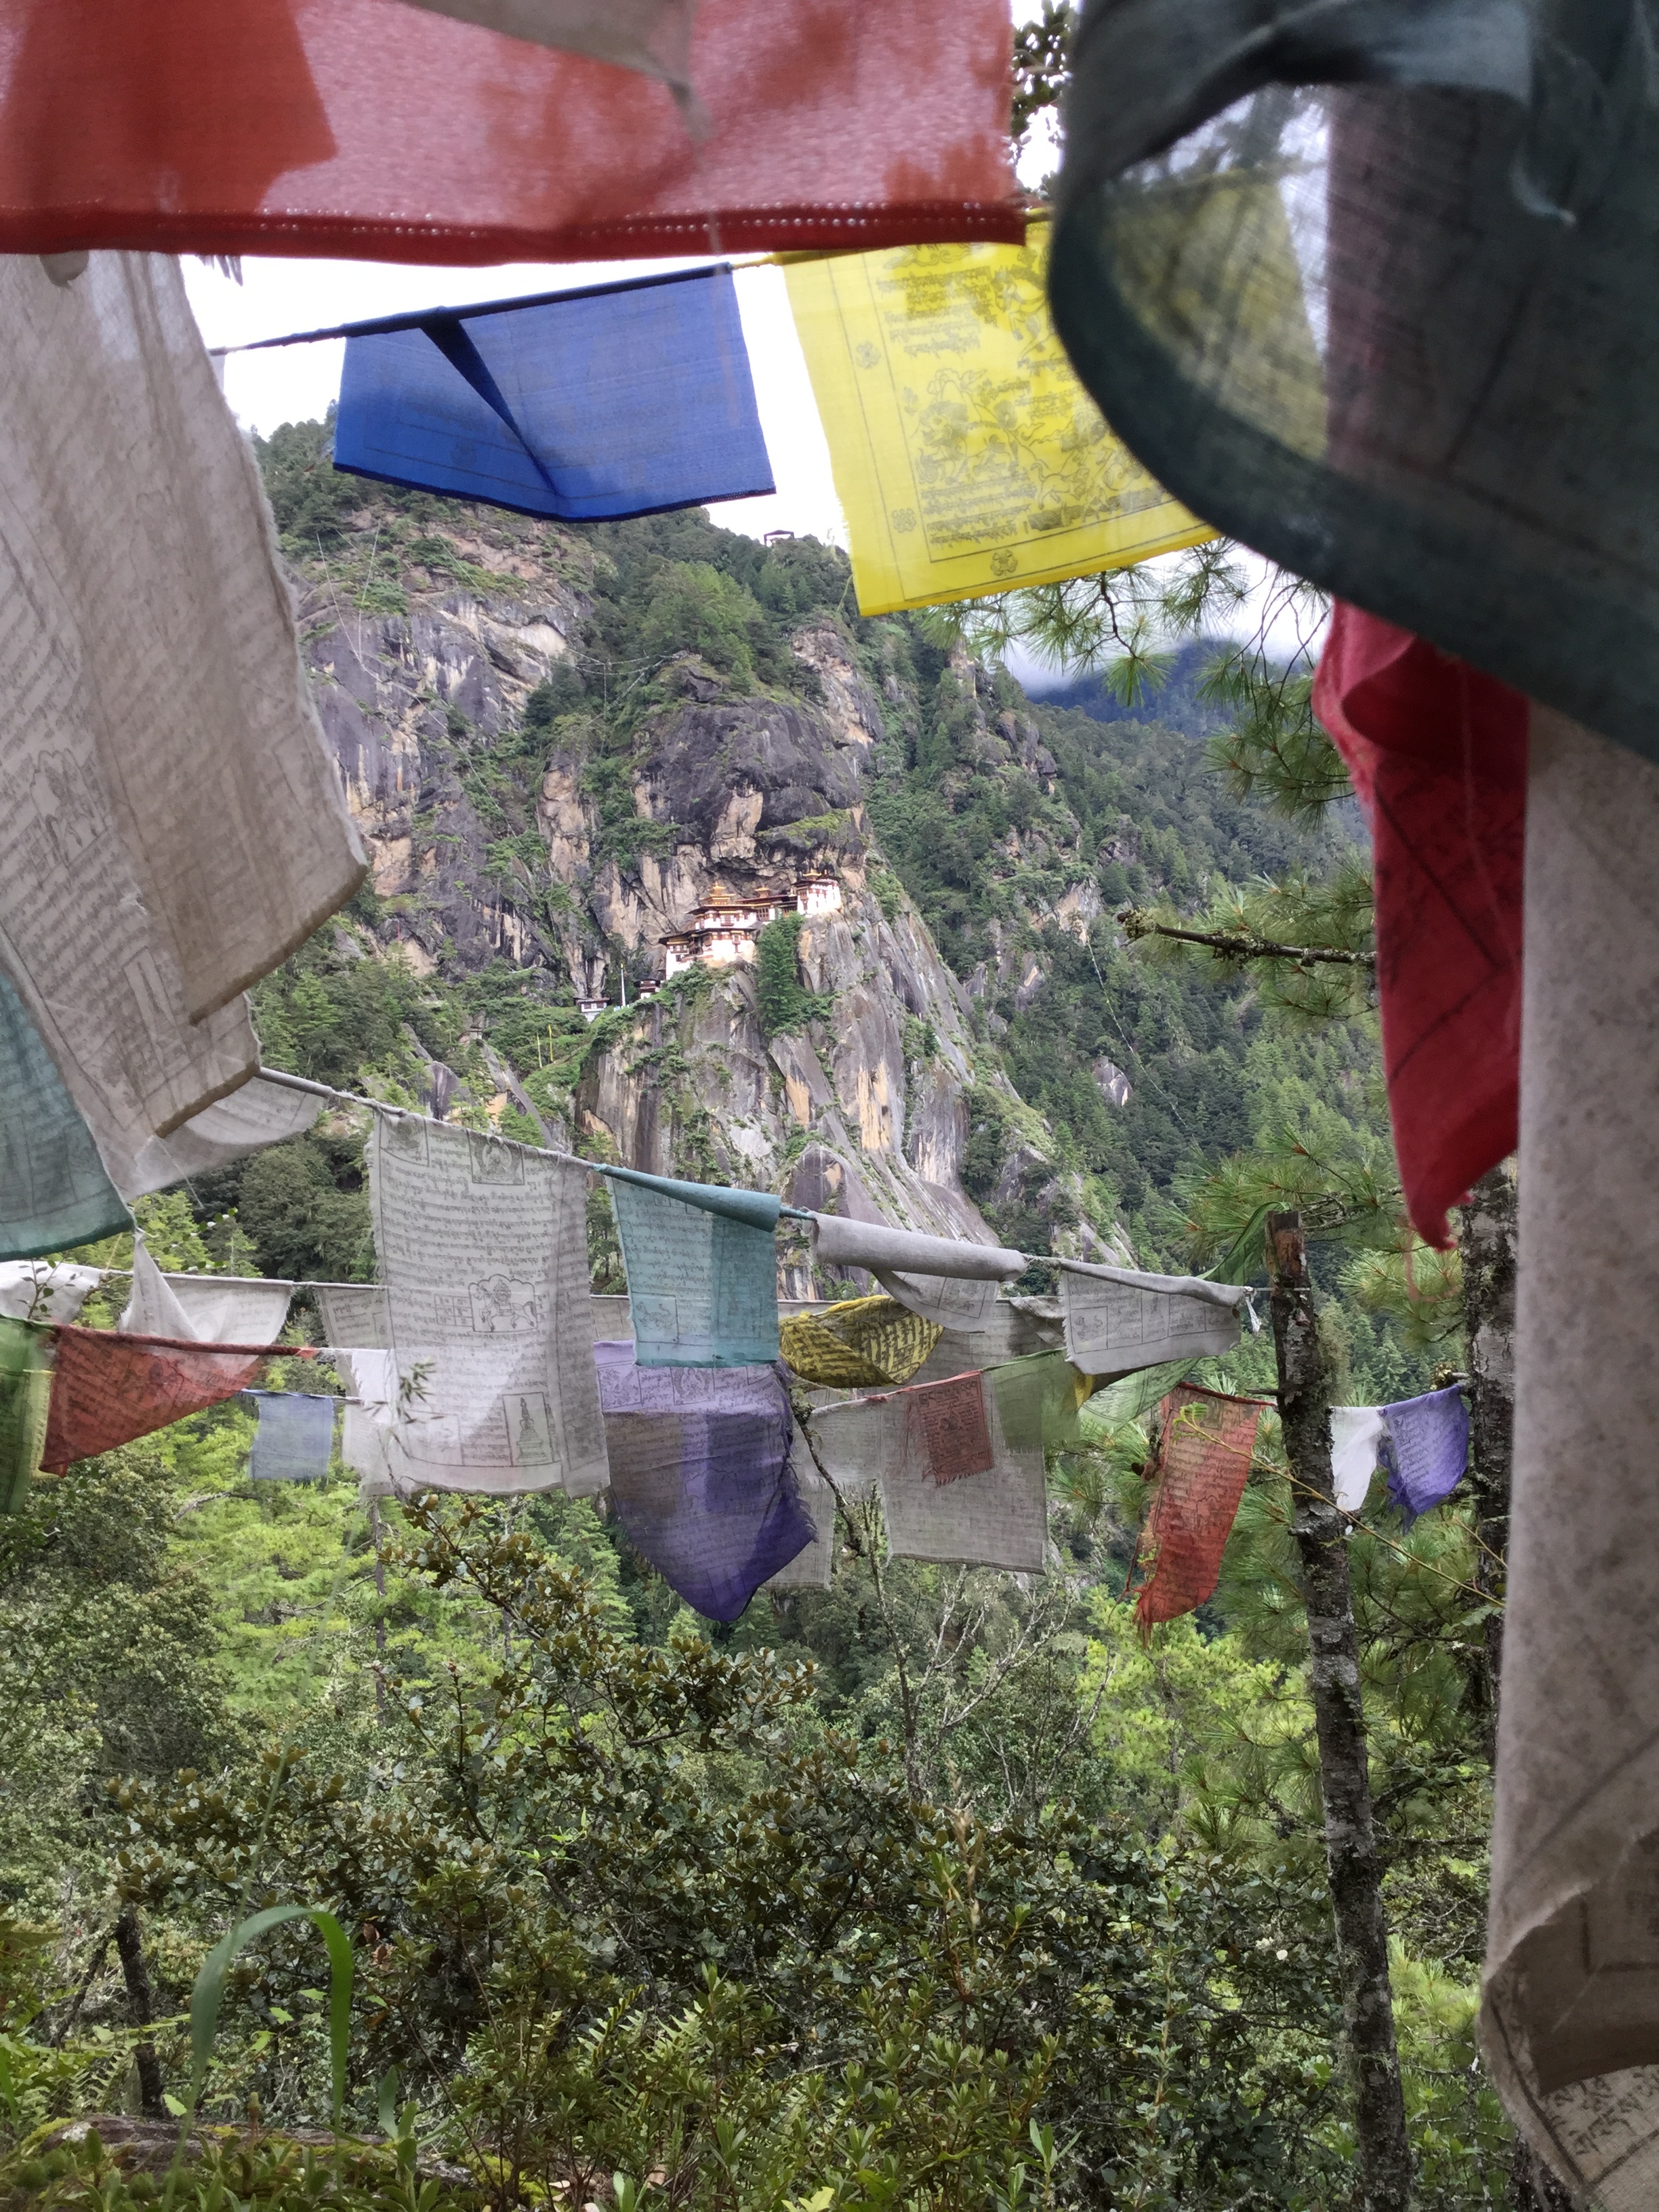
left=285, top=492, right=1117, bottom=1274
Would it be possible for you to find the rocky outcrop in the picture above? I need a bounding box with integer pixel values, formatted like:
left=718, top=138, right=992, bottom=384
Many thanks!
left=291, top=507, right=1121, bottom=1269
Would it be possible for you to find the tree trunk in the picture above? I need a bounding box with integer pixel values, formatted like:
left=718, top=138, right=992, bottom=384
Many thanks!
left=1267, top=1211, right=1413, bottom=2212
left=1459, top=1163, right=1517, bottom=1764
left=112, top=1906, right=167, bottom=2121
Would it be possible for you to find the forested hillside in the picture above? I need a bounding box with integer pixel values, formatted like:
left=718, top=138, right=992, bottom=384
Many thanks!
left=0, top=430, right=1502, bottom=2212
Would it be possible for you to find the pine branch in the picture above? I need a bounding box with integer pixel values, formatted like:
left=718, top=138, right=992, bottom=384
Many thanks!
left=1118, top=909, right=1376, bottom=969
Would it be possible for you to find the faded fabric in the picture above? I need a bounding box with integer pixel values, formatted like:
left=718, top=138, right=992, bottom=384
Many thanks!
left=121, top=1244, right=293, bottom=1344
left=762, top=1420, right=836, bottom=1592
left=1048, top=0, right=1659, bottom=766
left=901, top=1370, right=996, bottom=1485
left=1131, top=1384, right=1263, bottom=1633
left=132, top=1076, right=326, bottom=1195
left=778, top=1295, right=941, bottom=1389
left=611, top=1174, right=778, bottom=1368
left=337, top=1348, right=397, bottom=1499
left=906, top=1297, right=1064, bottom=1385
left=810, top=1212, right=1021, bottom=1282
left=0, top=968, right=130, bottom=1258
left=594, top=1340, right=811, bottom=1620
left=313, top=1285, right=392, bottom=1351
left=1059, top=1258, right=1244, bottom=1375
left=0, top=1317, right=53, bottom=1513
left=880, top=1366, right=1048, bottom=1574
left=40, top=1326, right=278, bottom=1471
left=391, top=0, right=696, bottom=106
left=1380, top=1385, right=1469, bottom=1524
left=0, top=1261, right=101, bottom=1325
left=874, top=1269, right=1002, bottom=1333
left=1482, top=714, right=1659, bottom=2205
left=1084, top=1357, right=1201, bottom=1429
left=0, top=0, right=1019, bottom=266
left=369, top=1115, right=607, bottom=1497
left=1315, top=605, right=1526, bottom=1246
left=1330, top=1405, right=1389, bottom=1515
left=804, top=1395, right=895, bottom=1506
left=335, top=268, right=772, bottom=523
left=0, top=251, right=365, bottom=1194
left=786, top=216, right=1209, bottom=617
left=247, top=1390, right=337, bottom=1483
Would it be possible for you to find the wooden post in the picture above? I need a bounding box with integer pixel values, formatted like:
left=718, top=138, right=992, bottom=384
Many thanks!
left=112, top=1906, right=167, bottom=2121
left=1266, top=1210, right=1412, bottom=2212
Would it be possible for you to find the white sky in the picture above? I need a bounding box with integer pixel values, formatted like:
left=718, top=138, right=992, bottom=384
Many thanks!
left=184, top=6, right=1314, bottom=684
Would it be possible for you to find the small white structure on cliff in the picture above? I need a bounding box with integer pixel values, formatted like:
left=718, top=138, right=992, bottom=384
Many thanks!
left=661, top=873, right=843, bottom=979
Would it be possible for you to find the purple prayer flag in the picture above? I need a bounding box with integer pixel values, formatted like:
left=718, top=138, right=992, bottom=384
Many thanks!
left=593, top=1341, right=813, bottom=1620
left=1380, top=1384, right=1470, bottom=1524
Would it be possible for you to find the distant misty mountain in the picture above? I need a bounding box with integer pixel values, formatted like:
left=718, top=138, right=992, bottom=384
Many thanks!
left=1025, top=638, right=1242, bottom=743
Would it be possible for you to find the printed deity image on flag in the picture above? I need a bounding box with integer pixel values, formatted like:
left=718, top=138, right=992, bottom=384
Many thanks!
left=787, top=218, right=1212, bottom=616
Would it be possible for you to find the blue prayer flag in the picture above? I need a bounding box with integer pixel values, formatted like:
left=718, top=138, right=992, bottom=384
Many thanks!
left=332, top=267, right=774, bottom=524
left=0, top=969, right=131, bottom=1260
left=247, top=1390, right=337, bottom=1483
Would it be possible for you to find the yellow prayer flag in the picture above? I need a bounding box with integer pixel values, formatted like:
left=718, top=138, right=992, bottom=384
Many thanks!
left=785, top=218, right=1214, bottom=617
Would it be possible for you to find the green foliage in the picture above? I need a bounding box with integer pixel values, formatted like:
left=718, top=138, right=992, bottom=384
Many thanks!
left=232, top=1135, right=374, bottom=1286
left=637, top=561, right=771, bottom=688
left=255, top=413, right=359, bottom=558
left=755, top=916, right=832, bottom=1039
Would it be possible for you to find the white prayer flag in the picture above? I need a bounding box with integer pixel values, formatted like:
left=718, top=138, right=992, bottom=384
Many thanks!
left=131, top=1076, right=327, bottom=1195
left=762, top=1420, right=836, bottom=1592
left=369, top=1115, right=607, bottom=1497
left=0, top=1259, right=101, bottom=1324
left=1330, top=1406, right=1388, bottom=1513
left=0, top=253, right=365, bottom=1189
left=1059, top=1261, right=1245, bottom=1376
left=878, top=1374, right=1048, bottom=1575
left=120, top=1244, right=293, bottom=1345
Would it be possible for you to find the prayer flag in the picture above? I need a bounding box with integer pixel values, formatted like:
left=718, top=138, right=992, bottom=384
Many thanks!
left=0, top=1261, right=102, bottom=1326
left=762, top=1421, right=836, bottom=1593
left=132, top=1076, right=327, bottom=1196
left=0, top=0, right=1019, bottom=266
left=1313, top=605, right=1526, bottom=1248
left=594, top=1340, right=812, bottom=1619
left=334, top=268, right=773, bottom=524
left=807, top=1395, right=893, bottom=1507
left=337, top=1348, right=398, bottom=1500
left=0, top=1317, right=53, bottom=1513
left=0, top=251, right=365, bottom=1194
left=393, top=0, right=696, bottom=108
left=1380, top=1384, right=1469, bottom=1525
left=1330, top=1405, right=1388, bottom=1515
left=1131, top=1383, right=1264, bottom=1633
left=809, top=1212, right=1021, bottom=1332
left=247, top=1390, right=337, bottom=1483
left=786, top=218, right=1211, bottom=618
left=611, top=1173, right=778, bottom=1367
left=0, top=969, right=130, bottom=1259
left=369, top=1115, right=607, bottom=1496
left=40, top=1326, right=278, bottom=1471
left=121, top=1244, right=293, bottom=1345
left=1059, top=1260, right=1245, bottom=1376
left=313, top=1286, right=393, bottom=1351
left=778, top=1295, right=941, bottom=1389
left=880, top=1364, right=1048, bottom=1573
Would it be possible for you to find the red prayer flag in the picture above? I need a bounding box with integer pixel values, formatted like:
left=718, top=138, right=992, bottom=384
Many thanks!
left=1131, top=1383, right=1264, bottom=1634
left=1312, top=603, right=1528, bottom=1248
left=0, top=0, right=1020, bottom=266
left=40, top=1326, right=300, bottom=1471
left=903, top=1370, right=995, bottom=1485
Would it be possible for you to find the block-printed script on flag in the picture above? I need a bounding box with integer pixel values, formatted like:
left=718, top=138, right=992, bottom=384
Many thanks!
left=369, top=1115, right=606, bottom=1496
left=907, top=1372, right=996, bottom=1483
left=878, top=1267, right=1001, bottom=1332
left=1061, top=1271, right=1243, bottom=1376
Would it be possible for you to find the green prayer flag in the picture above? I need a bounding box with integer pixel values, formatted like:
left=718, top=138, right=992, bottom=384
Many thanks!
left=0, top=1317, right=54, bottom=1515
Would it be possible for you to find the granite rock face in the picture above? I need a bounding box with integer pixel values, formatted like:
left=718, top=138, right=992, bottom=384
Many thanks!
left=294, top=516, right=1098, bottom=1258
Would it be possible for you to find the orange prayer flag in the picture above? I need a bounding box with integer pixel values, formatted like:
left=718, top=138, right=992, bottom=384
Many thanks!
left=1131, top=1383, right=1265, bottom=1634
